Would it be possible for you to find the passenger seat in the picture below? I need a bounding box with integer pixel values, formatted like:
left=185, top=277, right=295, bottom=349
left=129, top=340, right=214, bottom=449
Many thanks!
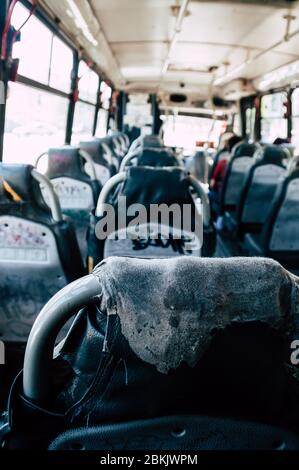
left=43, top=146, right=101, bottom=262
left=243, top=161, right=299, bottom=270
left=0, top=164, right=85, bottom=342
left=233, top=145, right=287, bottom=236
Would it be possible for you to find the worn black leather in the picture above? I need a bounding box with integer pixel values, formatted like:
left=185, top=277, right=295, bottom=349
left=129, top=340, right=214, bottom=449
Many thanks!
left=2, top=256, right=299, bottom=450
left=48, top=415, right=299, bottom=450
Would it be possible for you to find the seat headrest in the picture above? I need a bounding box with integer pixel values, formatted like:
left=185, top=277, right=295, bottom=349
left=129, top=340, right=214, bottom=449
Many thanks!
left=137, top=148, right=178, bottom=167
left=80, top=140, right=104, bottom=162
left=0, top=163, right=49, bottom=212
left=233, top=142, right=258, bottom=158
left=94, top=256, right=298, bottom=374
left=142, top=134, right=163, bottom=148
left=120, top=166, right=192, bottom=207
left=46, top=146, right=88, bottom=181
left=255, top=145, right=288, bottom=165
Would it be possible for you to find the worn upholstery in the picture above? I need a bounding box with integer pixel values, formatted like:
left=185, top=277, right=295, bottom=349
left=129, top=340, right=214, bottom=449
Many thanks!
left=3, top=256, right=299, bottom=449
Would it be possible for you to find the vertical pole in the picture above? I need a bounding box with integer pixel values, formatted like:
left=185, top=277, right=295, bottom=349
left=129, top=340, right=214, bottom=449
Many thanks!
left=0, top=0, right=9, bottom=161
left=287, top=89, right=292, bottom=141
left=92, top=76, right=101, bottom=136
left=65, top=50, right=79, bottom=144
left=106, top=86, right=113, bottom=134
left=117, top=90, right=126, bottom=132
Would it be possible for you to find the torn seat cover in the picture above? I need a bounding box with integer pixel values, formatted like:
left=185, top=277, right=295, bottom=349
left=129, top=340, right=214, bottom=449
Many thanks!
left=94, top=256, right=299, bottom=374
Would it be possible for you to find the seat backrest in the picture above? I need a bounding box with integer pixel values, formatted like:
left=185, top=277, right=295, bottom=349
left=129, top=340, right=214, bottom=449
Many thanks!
left=221, top=143, right=258, bottom=211
left=0, top=164, right=84, bottom=342
left=18, top=256, right=299, bottom=438
left=260, top=168, right=299, bottom=259
left=101, top=167, right=202, bottom=259
left=137, top=148, right=179, bottom=168
left=115, top=166, right=195, bottom=209
left=45, top=146, right=101, bottom=260
left=237, top=145, right=287, bottom=230
left=142, top=134, right=163, bottom=148
left=185, top=150, right=209, bottom=183
left=79, top=139, right=112, bottom=185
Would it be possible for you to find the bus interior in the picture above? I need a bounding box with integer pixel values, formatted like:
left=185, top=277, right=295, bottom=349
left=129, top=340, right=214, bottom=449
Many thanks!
left=0, top=0, right=299, bottom=453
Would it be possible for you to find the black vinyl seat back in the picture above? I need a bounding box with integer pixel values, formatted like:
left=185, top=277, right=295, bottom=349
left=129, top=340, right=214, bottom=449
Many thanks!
left=45, top=146, right=101, bottom=261
left=221, top=143, right=258, bottom=212
left=137, top=148, right=179, bottom=168
left=115, top=166, right=194, bottom=209
left=0, top=164, right=84, bottom=342
left=5, top=256, right=299, bottom=450
left=236, top=145, right=287, bottom=234
left=89, top=167, right=205, bottom=261
left=258, top=168, right=299, bottom=264
left=79, top=139, right=115, bottom=184
left=103, top=167, right=201, bottom=259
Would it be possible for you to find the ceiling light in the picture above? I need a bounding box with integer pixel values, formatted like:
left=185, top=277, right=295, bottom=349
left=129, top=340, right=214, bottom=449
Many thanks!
left=66, top=0, right=98, bottom=47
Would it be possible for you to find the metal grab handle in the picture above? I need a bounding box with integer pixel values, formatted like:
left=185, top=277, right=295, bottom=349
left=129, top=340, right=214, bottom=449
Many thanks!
left=187, top=175, right=211, bottom=227
left=95, top=172, right=127, bottom=217
left=119, top=151, right=139, bottom=172
left=35, top=151, right=48, bottom=168
left=31, top=169, right=63, bottom=222
left=79, top=150, right=97, bottom=181
left=23, top=274, right=101, bottom=406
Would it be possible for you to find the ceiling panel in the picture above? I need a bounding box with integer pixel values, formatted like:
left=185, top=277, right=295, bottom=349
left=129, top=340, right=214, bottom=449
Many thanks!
left=90, top=0, right=173, bottom=43
left=41, top=0, right=299, bottom=97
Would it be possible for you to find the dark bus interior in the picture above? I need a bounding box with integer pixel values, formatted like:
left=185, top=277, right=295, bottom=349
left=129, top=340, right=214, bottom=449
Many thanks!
left=0, top=0, right=299, bottom=453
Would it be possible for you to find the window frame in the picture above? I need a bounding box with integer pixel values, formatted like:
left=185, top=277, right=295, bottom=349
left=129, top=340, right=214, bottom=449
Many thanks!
left=259, top=90, right=289, bottom=143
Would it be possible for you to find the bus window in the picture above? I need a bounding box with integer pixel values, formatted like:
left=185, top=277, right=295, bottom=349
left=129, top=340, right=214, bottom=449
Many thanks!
left=71, top=62, right=99, bottom=144
left=3, top=3, right=73, bottom=165
left=260, top=92, right=288, bottom=143
left=233, top=114, right=241, bottom=136
left=96, top=82, right=112, bottom=137
left=4, top=83, right=68, bottom=164
left=245, top=108, right=256, bottom=141
left=291, top=88, right=299, bottom=153
left=11, top=3, right=52, bottom=85
left=162, top=115, right=224, bottom=151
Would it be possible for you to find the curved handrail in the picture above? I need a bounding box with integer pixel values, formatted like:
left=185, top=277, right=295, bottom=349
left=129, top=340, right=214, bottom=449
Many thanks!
left=79, top=150, right=97, bottom=181
left=187, top=175, right=211, bottom=227
left=35, top=151, right=48, bottom=168
left=119, top=151, right=139, bottom=172
left=31, top=169, right=63, bottom=222
left=95, top=172, right=127, bottom=217
left=23, top=274, right=101, bottom=405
